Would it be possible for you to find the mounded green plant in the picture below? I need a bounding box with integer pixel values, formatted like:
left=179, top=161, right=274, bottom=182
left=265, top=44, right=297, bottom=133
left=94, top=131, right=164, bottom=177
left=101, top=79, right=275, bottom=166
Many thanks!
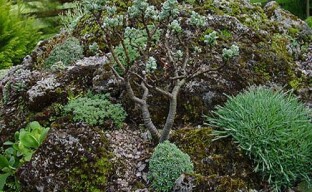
left=305, top=16, right=312, bottom=28
left=63, top=92, right=127, bottom=128
left=0, top=0, right=40, bottom=69
left=44, top=37, right=83, bottom=68
left=207, top=86, right=312, bottom=191
left=0, top=121, right=49, bottom=191
left=148, top=141, right=194, bottom=192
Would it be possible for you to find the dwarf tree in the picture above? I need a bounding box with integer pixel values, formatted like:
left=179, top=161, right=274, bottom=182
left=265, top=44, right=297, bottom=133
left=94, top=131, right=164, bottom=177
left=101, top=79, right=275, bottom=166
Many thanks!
left=84, top=0, right=239, bottom=142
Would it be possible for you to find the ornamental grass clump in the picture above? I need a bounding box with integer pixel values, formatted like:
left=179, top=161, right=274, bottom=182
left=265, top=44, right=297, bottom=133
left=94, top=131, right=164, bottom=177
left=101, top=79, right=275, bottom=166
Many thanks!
left=63, top=92, right=126, bottom=128
left=148, top=141, right=194, bottom=192
left=207, top=86, right=312, bottom=191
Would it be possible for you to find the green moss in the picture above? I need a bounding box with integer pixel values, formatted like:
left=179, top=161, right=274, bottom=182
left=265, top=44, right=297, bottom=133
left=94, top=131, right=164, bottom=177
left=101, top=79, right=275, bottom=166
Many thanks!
left=219, top=29, right=233, bottom=41
left=253, top=63, right=272, bottom=82
left=289, top=77, right=302, bottom=89
left=189, top=173, right=248, bottom=192
left=180, top=95, right=204, bottom=123
left=69, top=155, right=113, bottom=192
left=271, top=34, right=292, bottom=61
left=194, top=0, right=223, bottom=15
left=67, top=133, right=114, bottom=192
left=171, top=127, right=262, bottom=191
left=288, top=27, right=299, bottom=36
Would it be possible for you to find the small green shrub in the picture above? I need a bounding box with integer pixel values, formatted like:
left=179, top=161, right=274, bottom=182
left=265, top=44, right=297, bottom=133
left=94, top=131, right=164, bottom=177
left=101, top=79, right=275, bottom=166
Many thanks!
left=148, top=141, right=194, bottom=192
left=63, top=92, right=126, bottom=128
left=44, top=37, right=83, bottom=68
left=207, top=86, right=312, bottom=191
left=0, top=0, right=40, bottom=69
left=305, top=17, right=312, bottom=28
left=0, top=121, right=49, bottom=191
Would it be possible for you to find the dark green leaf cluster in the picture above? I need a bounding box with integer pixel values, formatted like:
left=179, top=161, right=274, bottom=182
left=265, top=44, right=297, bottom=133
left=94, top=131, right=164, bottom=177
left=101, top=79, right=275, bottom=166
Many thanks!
left=0, top=0, right=40, bottom=69
left=44, top=37, right=83, bottom=68
left=63, top=92, right=127, bottom=128
left=0, top=121, right=49, bottom=191
left=148, top=141, right=194, bottom=192
left=208, top=86, right=312, bottom=191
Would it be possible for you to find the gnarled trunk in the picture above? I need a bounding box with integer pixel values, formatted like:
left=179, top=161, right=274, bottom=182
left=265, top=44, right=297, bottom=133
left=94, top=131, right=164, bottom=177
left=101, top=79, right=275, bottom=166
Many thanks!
left=159, top=79, right=185, bottom=142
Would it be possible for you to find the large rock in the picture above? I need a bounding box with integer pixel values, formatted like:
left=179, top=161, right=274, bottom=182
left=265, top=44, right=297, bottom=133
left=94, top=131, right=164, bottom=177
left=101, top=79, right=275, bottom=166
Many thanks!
left=0, top=44, right=106, bottom=143
left=17, top=123, right=115, bottom=192
left=171, top=127, right=263, bottom=191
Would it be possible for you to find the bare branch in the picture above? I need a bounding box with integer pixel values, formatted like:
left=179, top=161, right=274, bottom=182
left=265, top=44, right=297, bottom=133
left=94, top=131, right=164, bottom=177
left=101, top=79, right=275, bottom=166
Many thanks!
left=141, top=82, right=149, bottom=100
left=129, top=40, right=145, bottom=56
left=125, top=78, right=144, bottom=105
left=187, top=63, right=227, bottom=80
left=164, top=32, right=177, bottom=77
left=178, top=36, right=189, bottom=71
left=108, top=42, right=126, bottom=72
left=110, top=66, right=124, bottom=81
left=131, top=71, right=173, bottom=98
left=117, top=32, right=131, bottom=65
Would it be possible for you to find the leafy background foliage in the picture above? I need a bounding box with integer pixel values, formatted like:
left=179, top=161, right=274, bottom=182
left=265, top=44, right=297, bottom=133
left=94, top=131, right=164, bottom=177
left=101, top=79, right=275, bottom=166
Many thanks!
left=0, top=0, right=40, bottom=69
left=208, top=86, right=312, bottom=191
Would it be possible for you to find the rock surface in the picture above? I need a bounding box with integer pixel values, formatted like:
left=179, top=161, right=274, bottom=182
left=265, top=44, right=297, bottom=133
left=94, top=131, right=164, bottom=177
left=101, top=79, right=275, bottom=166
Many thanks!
left=17, top=123, right=114, bottom=192
left=106, top=127, right=152, bottom=191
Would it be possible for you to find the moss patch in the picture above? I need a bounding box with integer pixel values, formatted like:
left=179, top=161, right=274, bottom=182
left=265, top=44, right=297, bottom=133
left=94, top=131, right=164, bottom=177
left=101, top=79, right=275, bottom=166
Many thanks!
left=68, top=154, right=114, bottom=192
left=171, top=127, right=263, bottom=191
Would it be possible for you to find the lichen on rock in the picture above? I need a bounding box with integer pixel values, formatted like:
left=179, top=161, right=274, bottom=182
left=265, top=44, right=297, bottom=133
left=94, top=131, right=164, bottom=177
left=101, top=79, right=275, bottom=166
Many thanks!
left=27, top=75, right=61, bottom=102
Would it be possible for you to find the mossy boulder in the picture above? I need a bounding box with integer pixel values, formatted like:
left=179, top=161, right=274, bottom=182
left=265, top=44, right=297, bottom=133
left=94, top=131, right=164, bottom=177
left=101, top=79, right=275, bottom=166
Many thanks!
left=171, top=127, right=263, bottom=191
left=16, top=123, right=115, bottom=191
left=0, top=52, right=106, bottom=143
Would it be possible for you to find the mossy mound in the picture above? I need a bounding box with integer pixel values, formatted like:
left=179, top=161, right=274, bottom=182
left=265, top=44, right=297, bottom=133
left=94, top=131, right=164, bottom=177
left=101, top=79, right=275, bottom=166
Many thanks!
left=171, top=127, right=263, bottom=191
left=16, top=123, right=115, bottom=191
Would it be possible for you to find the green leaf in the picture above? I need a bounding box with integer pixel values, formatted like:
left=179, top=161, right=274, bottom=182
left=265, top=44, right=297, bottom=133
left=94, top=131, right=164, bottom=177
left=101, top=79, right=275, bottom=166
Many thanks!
left=4, top=147, right=14, bottom=156
left=20, top=132, right=40, bottom=149
left=23, top=152, right=33, bottom=162
left=3, top=141, right=14, bottom=146
left=0, top=173, right=10, bottom=190
left=38, top=128, right=49, bottom=144
left=0, top=155, right=9, bottom=169
left=26, top=121, right=41, bottom=131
